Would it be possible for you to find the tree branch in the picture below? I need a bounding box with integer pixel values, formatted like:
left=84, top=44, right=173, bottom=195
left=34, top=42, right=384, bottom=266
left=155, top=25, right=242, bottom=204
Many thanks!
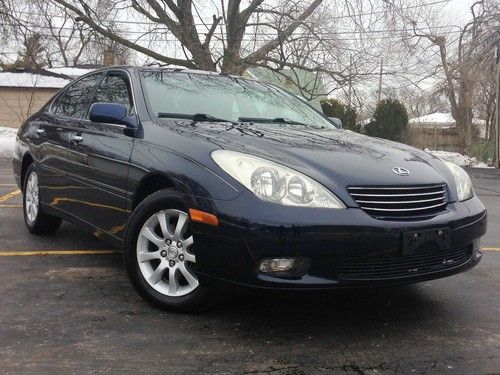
left=203, top=14, right=223, bottom=48
left=51, top=0, right=196, bottom=67
left=243, top=0, right=323, bottom=65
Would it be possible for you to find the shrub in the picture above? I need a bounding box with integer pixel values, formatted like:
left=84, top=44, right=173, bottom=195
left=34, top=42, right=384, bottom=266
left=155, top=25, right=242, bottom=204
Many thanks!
left=320, top=99, right=359, bottom=132
left=365, top=99, right=408, bottom=142
left=470, top=140, right=494, bottom=164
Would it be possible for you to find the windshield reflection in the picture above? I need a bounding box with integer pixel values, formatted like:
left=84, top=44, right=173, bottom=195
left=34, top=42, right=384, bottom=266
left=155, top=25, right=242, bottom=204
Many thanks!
left=140, top=70, right=335, bottom=130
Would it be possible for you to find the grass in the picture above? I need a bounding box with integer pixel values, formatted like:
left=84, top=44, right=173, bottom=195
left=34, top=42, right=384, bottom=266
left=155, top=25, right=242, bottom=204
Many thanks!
left=470, top=140, right=494, bottom=164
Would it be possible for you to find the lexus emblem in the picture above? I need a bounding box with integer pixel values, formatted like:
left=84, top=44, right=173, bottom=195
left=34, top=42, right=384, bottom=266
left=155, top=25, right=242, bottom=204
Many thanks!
left=392, top=167, right=410, bottom=176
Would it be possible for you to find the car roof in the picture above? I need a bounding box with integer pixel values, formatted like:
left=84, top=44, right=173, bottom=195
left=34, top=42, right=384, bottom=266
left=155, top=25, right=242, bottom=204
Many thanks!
left=91, top=65, right=251, bottom=81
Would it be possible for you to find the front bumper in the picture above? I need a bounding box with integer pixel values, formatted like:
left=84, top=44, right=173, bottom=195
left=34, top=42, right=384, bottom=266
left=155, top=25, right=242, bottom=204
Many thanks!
left=185, top=191, right=487, bottom=289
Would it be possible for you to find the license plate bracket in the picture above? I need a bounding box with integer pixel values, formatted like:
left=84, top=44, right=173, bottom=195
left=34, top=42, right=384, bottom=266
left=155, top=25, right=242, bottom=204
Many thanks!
left=402, top=227, right=450, bottom=255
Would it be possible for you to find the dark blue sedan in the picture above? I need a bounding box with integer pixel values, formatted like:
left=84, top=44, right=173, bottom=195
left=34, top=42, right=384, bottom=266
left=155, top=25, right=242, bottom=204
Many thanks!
left=12, top=67, right=487, bottom=311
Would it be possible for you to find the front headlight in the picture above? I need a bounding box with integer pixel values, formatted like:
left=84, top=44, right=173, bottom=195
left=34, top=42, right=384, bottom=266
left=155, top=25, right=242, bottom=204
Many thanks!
left=443, top=161, right=473, bottom=201
left=211, top=150, right=345, bottom=208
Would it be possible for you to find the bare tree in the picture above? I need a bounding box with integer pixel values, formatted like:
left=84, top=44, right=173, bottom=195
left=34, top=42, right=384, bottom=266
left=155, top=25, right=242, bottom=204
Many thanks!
left=48, top=0, right=331, bottom=74
left=35, top=1, right=95, bottom=67
left=0, top=0, right=101, bottom=67
left=402, top=0, right=499, bottom=153
left=383, top=85, right=448, bottom=118
left=474, top=55, right=497, bottom=141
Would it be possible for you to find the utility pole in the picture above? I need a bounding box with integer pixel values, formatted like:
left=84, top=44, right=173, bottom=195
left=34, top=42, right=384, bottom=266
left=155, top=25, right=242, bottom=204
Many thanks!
left=495, top=43, right=499, bottom=168
left=377, top=58, right=383, bottom=103
left=348, top=54, right=353, bottom=107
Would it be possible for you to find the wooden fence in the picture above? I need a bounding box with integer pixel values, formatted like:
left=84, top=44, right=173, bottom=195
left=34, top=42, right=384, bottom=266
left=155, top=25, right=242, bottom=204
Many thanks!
left=407, top=126, right=463, bottom=152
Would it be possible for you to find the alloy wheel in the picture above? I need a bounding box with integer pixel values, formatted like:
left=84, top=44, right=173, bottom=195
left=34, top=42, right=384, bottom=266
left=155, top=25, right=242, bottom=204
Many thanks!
left=25, top=172, right=39, bottom=224
left=136, top=209, right=198, bottom=297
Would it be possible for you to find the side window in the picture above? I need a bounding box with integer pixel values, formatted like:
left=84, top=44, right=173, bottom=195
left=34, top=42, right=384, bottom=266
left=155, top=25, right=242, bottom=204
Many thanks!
left=52, top=73, right=104, bottom=118
left=90, top=74, right=132, bottom=113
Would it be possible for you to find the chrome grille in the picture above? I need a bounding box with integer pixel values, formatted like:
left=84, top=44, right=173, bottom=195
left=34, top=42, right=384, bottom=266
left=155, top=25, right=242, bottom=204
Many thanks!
left=348, top=184, right=448, bottom=220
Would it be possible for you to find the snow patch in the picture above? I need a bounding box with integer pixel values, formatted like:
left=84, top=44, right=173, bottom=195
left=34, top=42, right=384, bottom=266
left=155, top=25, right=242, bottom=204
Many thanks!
left=46, top=67, right=95, bottom=77
left=0, top=127, right=16, bottom=159
left=0, top=72, right=70, bottom=88
left=425, top=149, right=492, bottom=168
left=410, top=112, right=455, bottom=124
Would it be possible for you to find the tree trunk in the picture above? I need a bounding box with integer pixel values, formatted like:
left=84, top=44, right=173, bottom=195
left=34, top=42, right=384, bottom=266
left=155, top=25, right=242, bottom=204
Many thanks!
left=454, top=107, right=474, bottom=154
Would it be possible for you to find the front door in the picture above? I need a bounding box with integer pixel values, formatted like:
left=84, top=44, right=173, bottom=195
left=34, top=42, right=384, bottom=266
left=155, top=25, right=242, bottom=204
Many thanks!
left=66, top=71, right=135, bottom=240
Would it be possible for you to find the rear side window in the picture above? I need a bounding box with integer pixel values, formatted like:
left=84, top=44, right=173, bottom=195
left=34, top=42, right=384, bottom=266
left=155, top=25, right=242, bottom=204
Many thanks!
left=52, top=73, right=104, bottom=118
left=90, top=74, right=132, bottom=113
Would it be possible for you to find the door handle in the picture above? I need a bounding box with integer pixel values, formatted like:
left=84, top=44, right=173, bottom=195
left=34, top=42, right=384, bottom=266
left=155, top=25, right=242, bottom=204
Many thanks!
left=36, top=128, right=45, bottom=135
left=72, top=135, right=83, bottom=143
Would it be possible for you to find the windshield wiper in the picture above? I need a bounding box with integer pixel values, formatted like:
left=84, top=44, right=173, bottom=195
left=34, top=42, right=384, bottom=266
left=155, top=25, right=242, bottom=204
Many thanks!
left=158, top=112, right=233, bottom=124
left=238, top=116, right=307, bottom=126
left=157, top=112, right=193, bottom=120
left=191, top=113, right=233, bottom=124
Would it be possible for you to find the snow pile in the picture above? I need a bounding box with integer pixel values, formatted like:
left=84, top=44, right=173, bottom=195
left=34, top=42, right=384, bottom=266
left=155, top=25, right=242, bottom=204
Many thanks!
left=0, top=127, right=16, bottom=158
left=425, top=149, right=491, bottom=168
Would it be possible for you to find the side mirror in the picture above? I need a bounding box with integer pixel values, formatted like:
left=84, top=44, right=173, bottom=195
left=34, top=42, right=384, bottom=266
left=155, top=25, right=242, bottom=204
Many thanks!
left=89, top=103, right=138, bottom=133
left=328, top=117, right=342, bottom=128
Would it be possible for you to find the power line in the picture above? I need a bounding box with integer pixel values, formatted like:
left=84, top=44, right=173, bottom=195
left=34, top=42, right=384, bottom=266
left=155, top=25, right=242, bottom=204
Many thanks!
left=7, top=0, right=452, bottom=27
left=0, top=20, right=462, bottom=37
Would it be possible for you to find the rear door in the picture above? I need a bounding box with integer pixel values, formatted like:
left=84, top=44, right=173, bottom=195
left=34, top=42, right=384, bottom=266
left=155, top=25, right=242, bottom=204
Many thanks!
left=34, top=73, right=104, bottom=211
left=66, top=70, right=135, bottom=239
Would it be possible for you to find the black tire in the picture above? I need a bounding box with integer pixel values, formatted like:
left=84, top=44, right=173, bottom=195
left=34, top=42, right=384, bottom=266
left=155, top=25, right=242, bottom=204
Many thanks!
left=123, top=188, right=213, bottom=313
left=23, top=164, right=62, bottom=235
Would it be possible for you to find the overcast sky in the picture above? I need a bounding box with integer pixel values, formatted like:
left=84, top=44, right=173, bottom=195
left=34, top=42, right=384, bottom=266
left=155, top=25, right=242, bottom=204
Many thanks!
left=0, top=0, right=489, bottom=115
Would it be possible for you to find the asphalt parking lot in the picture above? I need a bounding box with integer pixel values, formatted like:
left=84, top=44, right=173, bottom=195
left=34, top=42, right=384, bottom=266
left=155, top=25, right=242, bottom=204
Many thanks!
left=0, top=158, right=499, bottom=374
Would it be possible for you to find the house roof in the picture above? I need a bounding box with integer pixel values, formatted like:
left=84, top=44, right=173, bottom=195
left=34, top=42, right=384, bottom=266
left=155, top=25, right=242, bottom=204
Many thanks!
left=46, top=67, right=95, bottom=78
left=409, top=112, right=486, bottom=125
left=0, top=67, right=96, bottom=89
left=0, top=72, right=70, bottom=89
left=409, top=112, right=455, bottom=125
left=409, top=112, right=487, bottom=138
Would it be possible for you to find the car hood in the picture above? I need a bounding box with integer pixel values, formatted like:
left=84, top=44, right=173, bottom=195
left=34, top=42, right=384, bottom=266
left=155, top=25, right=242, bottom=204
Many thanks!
left=154, top=121, right=455, bottom=202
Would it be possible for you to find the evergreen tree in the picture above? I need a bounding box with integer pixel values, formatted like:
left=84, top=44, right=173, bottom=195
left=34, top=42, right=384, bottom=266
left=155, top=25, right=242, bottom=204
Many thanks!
left=365, top=99, right=408, bottom=142
left=320, top=99, right=359, bottom=132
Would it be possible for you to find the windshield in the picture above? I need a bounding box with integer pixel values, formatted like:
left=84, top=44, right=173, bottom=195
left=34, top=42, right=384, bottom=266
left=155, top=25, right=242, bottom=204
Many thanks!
left=140, top=70, right=336, bottom=129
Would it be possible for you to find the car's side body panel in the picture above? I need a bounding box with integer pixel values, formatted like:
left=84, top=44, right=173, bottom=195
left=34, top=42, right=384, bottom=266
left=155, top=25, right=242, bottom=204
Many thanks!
left=25, top=113, right=71, bottom=207
left=66, top=119, right=134, bottom=239
left=127, top=121, right=241, bottom=206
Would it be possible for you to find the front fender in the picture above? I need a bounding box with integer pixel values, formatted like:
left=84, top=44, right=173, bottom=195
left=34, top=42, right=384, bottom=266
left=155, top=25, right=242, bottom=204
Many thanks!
left=128, top=140, right=242, bottom=203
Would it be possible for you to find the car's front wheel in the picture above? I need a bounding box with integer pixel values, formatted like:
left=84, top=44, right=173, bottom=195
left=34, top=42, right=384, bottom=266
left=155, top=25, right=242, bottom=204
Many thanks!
left=23, top=164, right=62, bottom=235
left=124, top=189, right=213, bottom=312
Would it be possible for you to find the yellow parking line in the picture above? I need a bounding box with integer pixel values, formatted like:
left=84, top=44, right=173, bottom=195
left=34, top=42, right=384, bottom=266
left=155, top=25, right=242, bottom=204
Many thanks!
left=0, top=250, right=119, bottom=256
left=0, top=189, right=21, bottom=203
left=0, top=204, right=22, bottom=208
left=482, top=247, right=500, bottom=251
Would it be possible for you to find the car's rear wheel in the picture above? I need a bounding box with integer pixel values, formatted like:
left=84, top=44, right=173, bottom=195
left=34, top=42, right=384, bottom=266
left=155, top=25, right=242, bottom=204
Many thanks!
left=23, top=164, right=62, bottom=234
left=124, top=189, right=213, bottom=312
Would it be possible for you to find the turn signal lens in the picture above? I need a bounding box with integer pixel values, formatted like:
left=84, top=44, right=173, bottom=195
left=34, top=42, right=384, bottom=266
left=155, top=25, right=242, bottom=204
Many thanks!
left=189, top=209, right=219, bottom=226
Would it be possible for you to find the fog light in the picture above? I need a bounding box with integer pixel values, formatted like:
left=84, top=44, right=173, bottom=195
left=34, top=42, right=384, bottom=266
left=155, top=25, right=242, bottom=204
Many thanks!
left=258, top=257, right=310, bottom=278
left=259, top=258, right=295, bottom=273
